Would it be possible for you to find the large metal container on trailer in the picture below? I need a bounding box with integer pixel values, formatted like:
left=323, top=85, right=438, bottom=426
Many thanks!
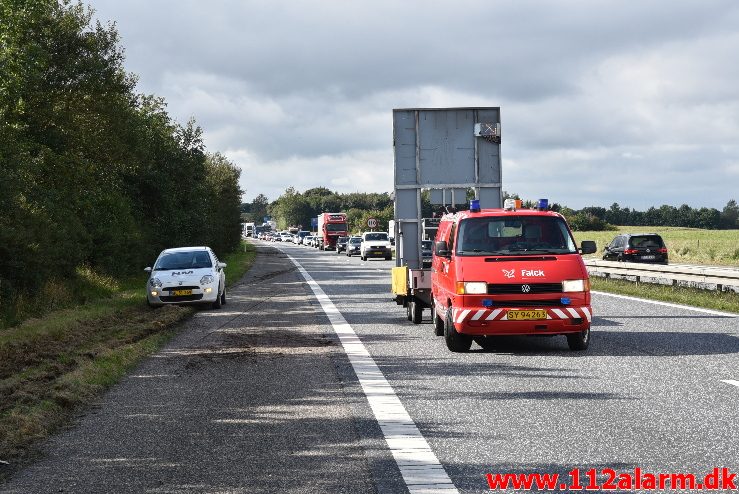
left=391, top=107, right=503, bottom=323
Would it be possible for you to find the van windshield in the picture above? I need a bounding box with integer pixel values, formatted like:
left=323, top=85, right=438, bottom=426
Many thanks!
left=455, top=216, right=577, bottom=256
left=364, top=233, right=388, bottom=241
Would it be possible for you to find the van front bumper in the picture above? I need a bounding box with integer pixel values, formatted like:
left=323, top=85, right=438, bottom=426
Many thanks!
left=449, top=305, right=591, bottom=336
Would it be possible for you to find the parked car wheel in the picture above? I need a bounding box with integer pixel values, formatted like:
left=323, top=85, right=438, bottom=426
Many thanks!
left=212, top=284, right=223, bottom=309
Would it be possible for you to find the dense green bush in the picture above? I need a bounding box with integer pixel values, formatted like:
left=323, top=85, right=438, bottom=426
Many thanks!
left=0, top=1, right=242, bottom=323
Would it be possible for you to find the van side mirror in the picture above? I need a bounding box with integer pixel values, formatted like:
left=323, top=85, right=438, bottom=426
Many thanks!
left=434, top=240, right=450, bottom=257
left=580, top=241, right=596, bottom=255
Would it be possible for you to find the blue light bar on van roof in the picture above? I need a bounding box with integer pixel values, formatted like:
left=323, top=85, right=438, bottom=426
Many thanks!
left=537, top=198, right=549, bottom=210
left=470, top=199, right=481, bottom=212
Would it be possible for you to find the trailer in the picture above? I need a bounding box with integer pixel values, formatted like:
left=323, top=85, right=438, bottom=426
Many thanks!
left=390, top=108, right=502, bottom=323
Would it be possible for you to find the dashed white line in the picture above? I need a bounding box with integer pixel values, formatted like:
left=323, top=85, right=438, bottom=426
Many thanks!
left=285, top=253, right=458, bottom=494
left=721, top=380, right=739, bottom=388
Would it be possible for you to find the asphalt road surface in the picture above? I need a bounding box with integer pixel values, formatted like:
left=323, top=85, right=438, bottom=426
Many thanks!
left=3, top=240, right=738, bottom=493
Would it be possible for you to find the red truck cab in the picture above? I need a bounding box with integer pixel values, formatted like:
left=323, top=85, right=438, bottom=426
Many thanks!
left=431, top=202, right=596, bottom=352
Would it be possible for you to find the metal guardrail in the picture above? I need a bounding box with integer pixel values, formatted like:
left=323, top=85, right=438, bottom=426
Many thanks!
left=584, top=260, right=739, bottom=291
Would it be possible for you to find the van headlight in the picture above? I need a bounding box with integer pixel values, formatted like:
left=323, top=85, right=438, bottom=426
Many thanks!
left=456, top=281, right=487, bottom=295
left=562, top=279, right=589, bottom=292
left=149, top=278, right=162, bottom=288
left=200, top=275, right=214, bottom=284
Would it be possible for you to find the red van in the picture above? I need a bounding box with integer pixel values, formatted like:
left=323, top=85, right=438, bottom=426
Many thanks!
left=431, top=203, right=596, bottom=352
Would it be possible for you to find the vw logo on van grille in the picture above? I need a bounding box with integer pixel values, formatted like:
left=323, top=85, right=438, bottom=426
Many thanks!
left=521, top=284, right=531, bottom=293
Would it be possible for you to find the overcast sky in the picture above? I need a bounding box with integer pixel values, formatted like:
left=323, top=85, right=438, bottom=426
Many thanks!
left=88, top=0, right=739, bottom=210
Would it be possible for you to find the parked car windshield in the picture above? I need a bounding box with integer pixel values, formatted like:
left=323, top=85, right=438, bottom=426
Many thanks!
left=155, top=251, right=212, bottom=270
left=364, top=233, right=388, bottom=241
left=455, top=216, right=577, bottom=256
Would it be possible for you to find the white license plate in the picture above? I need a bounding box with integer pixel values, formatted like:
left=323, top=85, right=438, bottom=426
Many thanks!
left=641, top=255, right=656, bottom=260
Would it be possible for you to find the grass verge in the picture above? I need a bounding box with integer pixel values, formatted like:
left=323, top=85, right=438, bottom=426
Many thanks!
left=591, top=276, right=739, bottom=314
left=0, top=241, right=256, bottom=475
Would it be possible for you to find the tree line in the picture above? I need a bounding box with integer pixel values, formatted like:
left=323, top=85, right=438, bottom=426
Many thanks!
left=247, top=187, right=739, bottom=234
left=0, top=1, right=243, bottom=306
left=241, top=187, right=398, bottom=234
left=557, top=201, right=739, bottom=231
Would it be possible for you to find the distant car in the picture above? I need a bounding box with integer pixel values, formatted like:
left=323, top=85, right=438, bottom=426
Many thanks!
left=145, top=247, right=227, bottom=309
left=602, top=233, right=668, bottom=264
left=302, top=235, right=313, bottom=246
left=346, top=236, right=362, bottom=257
left=421, top=240, right=433, bottom=267
left=336, top=236, right=349, bottom=254
left=280, top=233, right=292, bottom=242
left=360, top=231, right=392, bottom=261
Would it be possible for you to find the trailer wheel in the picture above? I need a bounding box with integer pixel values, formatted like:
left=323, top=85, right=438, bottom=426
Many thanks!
left=406, top=302, right=413, bottom=321
left=444, top=310, right=471, bottom=352
left=432, top=304, right=444, bottom=336
left=566, top=327, right=590, bottom=351
left=411, top=300, right=423, bottom=324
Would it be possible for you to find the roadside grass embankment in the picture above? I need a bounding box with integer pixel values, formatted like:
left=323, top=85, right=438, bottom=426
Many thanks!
left=0, top=241, right=256, bottom=474
left=591, top=277, right=739, bottom=315
left=573, top=228, right=739, bottom=314
left=573, top=227, right=739, bottom=266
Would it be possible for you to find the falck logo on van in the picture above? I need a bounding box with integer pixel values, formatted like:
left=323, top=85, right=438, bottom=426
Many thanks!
left=171, top=271, right=194, bottom=276
left=521, top=269, right=545, bottom=277
left=502, top=269, right=515, bottom=279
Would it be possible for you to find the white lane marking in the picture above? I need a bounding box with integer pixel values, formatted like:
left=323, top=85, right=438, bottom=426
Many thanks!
left=722, top=380, right=739, bottom=388
left=592, top=291, right=738, bottom=318
left=285, top=253, right=458, bottom=494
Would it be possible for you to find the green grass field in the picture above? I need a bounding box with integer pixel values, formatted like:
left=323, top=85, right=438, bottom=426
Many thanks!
left=573, top=227, right=739, bottom=266
left=0, top=241, right=256, bottom=475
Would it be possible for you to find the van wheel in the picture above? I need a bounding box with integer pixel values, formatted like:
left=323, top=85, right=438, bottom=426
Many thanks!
left=445, top=310, right=471, bottom=352
left=473, top=336, right=496, bottom=350
left=406, top=302, right=413, bottom=321
left=221, top=287, right=227, bottom=306
left=432, top=304, right=444, bottom=336
left=411, top=300, right=423, bottom=324
left=566, top=327, right=590, bottom=351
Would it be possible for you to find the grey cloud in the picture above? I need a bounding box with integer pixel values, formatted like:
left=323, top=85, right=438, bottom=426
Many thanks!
left=88, top=0, right=739, bottom=208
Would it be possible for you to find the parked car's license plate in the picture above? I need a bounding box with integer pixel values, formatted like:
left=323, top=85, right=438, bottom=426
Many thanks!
left=507, top=309, right=547, bottom=320
left=641, top=255, right=656, bottom=260
left=172, top=289, right=192, bottom=296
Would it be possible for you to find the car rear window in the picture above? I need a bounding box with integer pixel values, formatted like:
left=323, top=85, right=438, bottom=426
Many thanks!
left=629, top=235, right=665, bottom=248
left=155, top=251, right=212, bottom=270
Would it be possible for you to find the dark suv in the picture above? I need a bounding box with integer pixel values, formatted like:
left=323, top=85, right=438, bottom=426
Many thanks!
left=602, top=233, right=668, bottom=264
left=336, top=236, right=349, bottom=254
